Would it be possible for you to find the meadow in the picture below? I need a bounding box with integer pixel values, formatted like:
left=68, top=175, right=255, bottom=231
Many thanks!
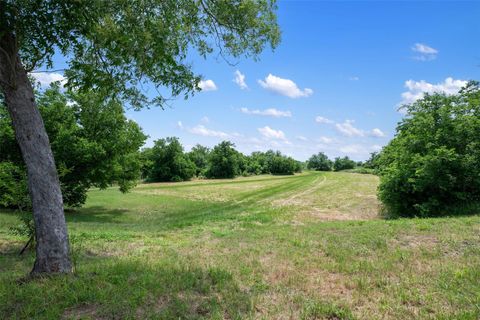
left=0, top=171, right=479, bottom=319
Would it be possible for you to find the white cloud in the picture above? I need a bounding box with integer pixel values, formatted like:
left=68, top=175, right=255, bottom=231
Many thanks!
left=30, top=72, right=66, bottom=87
left=372, top=145, right=382, bottom=152
left=335, top=120, right=365, bottom=137
left=188, top=125, right=228, bottom=138
left=349, top=76, right=360, bottom=81
left=296, top=135, right=308, bottom=141
left=258, top=126, right=287, bottom=140
left=370, top=128, right=386, bottom=138
left=240, top=107, right=292, bottom=118
left=200, top=116, right=210, bottom=124
left=198, top=79, right=217, bottom=91
left=233, top=70, right=248, bottom=90
left=318, top=136, right=334, bottom=144
left=411, top=43, right=438, bottom=61
left=177, top=121, right=184, bottom=129
left=258, top=74, right=313, bottom=98
left=399, top=77, right=468, bottom=107
left=315, top=116, right=334, bottom=124
left=339, top=144, right=381, bottom=155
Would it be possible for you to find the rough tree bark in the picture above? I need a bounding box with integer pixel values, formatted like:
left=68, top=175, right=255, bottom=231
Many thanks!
left=0, top=33, right=72, bottom=274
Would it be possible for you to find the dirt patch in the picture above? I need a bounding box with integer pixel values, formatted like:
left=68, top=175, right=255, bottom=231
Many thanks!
left=62, top=304, right=102, bottom=320
left=390, top=234, right=439, bottom=250
left=296, top=207, right=379, bottom=222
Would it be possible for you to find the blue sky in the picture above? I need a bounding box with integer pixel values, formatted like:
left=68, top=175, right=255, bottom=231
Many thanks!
left=34, top=1, right=480, bottom=161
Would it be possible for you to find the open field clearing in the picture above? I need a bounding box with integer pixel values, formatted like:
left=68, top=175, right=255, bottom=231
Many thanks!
left=1, top=171, right=479, bottom=319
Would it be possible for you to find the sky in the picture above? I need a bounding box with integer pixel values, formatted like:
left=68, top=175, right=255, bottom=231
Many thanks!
left=33, top=1, right=480, bottom=161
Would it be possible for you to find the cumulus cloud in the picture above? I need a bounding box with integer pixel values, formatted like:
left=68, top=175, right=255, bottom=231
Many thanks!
left=233, top=70, right=248, bottom=90
left=399, top=77, right=468, bottom=107
left=240, top=107, right=291, bottom=118
left=188, top=125, right=228, bottom=138
left=198, top=79, right=217, bottom=91
left=411, top=43, right=438, bottom=61
left=335, top=120, right=365, bottom=137
left=318, top=136, right=333, bottom=144
left=296, top=136, right=308, bottom=141
left=258, top=126, right=287, bottom=140
left=315, top=116, right=334, bottom=124
left=30, top=72, right=66, bottom=87
left=258, top=74, right=313, bottom=98
left=339, top=144, right=382, bottom=156
left=370, top=128, right=386, bottom=138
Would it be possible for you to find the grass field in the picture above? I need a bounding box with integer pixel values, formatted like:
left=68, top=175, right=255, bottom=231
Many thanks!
left=1, top=171, right=479, bottom=319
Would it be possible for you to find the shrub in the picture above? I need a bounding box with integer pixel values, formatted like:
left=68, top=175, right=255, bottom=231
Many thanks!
left=307, top=152, right=332, bottom=171
left=377, top=81, right=480, bottom=217
left=206, top=141, right=241, bottom=179
left=333, top=156, right=356, bottom=171
left=145, top=137, right=196, bottom=182
left=0, top=162, right=30, bottom=210
left=0, top=85, right=147, bottom=208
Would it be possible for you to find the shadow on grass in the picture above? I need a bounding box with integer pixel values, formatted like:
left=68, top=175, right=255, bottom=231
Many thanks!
left=66, top=206, right=129, bottom=224
left=0, top=253, right=252, bottom=320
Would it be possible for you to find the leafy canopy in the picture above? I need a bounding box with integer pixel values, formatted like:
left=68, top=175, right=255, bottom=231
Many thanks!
left=206, top=141, right=241, bottom=179
left=333, top=156, right=356, bottom=172
left=307, top=152, right=332, bottom=171
left=143, top=137, right=196, bottom=182
left=377, top=81, right=480, bottom=217
left=0, top=84, right=147, bottom=208
left=1, top=0, right=280, bottom=108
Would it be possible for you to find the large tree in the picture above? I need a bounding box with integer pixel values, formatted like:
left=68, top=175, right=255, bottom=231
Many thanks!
left=0, top=84, right=147, bottom=209
left=377, top=82, right=480, bottom=217
left=0, top=1, right=280, bottom=274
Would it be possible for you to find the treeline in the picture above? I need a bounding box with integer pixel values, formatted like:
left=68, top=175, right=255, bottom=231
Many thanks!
left=141, top=139, right=303, bottom=182
left=306, top=153, right=359, bottom=172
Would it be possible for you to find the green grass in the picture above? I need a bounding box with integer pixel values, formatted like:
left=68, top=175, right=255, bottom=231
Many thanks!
left=1, top=171, right=479, bottom=319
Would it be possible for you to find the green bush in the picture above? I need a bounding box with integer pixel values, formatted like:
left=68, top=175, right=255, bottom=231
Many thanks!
left=0, top=162, right=30, bottom=210
left=377, top=81, right=480, bottom=217
left=307, top=152, right=332, bottom=171
left=333, top=156, right=356, bottom=171
left=144, top=137, right=196, bottom=182
left=1, top=85, right=147, bottom=208
left=206, top=141, right=241, bottom=179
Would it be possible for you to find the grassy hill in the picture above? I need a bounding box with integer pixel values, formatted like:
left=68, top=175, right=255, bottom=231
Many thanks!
left=1, top=171, right=479, bottom=319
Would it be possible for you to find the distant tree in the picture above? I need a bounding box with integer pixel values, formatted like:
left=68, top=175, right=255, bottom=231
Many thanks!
left=266, top=150, right=298, bottom=175
left=145, top=137, right=196, bottom=182
left=139, top=148, right=154, bottom=180
left=206, top=141, right=240, bottom=179
left=188, top=145, right=210, bottom=177
left=363, top=152, right=380, bottom=170
left=0, top=84, right=147, bottom=208
left=377, top=82, right=480, bottom=217
left=333, top=156, right=356, bottom=171
left=0, top=0, right=279, bottom=274
left=307, top=152, right=332, bottom=171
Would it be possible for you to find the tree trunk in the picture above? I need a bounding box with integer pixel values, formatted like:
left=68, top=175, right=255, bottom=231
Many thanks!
left=0, top=36, right=72, bottom=274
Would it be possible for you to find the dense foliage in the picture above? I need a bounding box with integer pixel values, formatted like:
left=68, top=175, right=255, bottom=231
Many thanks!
left=0, top=85, right=147, bottom=208
left=1, top=0, right=280, bottom=109
left=307, top=152, right=333, bottom=171
left=377, top=82, right=480, bottom=217
left=188, top=144, right=211, bottom=177
left=205, top=141, right=242, bottom=179
left=141, top=139, right=303, bottom=181
left=333, top=156, right=356, bottom=171
left=143, top=138, right=196, bottom=182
